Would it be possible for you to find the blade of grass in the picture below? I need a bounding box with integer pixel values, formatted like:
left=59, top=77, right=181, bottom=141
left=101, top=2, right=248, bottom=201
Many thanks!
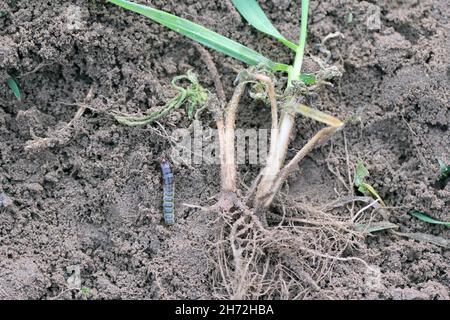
left=107, top=0, right=289, bottom=72
left=409, top=211, right=450, bottom=227
left=231, top=0, right=298, bottom=51
left=6, top=78, right=21, bottom=101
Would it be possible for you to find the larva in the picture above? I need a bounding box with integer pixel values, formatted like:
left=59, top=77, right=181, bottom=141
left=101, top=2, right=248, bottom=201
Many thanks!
left=160, top=159, right=175, bottom=225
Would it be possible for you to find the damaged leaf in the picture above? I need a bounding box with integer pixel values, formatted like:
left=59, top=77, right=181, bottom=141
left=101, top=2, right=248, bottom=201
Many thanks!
left=353, top=161, right=385, bottom=206
left=396, top=231, right=449, bottom=249
left=355, top=221, right=399, bottom=233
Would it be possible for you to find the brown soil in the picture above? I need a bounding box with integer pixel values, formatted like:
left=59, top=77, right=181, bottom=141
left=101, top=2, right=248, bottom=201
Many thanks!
left=0, top=0, right=448, bottom=299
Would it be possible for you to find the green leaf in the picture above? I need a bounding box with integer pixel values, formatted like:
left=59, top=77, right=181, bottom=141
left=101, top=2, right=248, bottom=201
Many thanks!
left=6, top=78, right=21, bottom=101
left=299, top=73, right=316, bottom=85
left=80, top=287, right=91, bottom=298
left=357, top=184, right=367, bottom=194
left=107, top=0, right=289, bottom=72
left=352, top=161, right=385, bottom=206
left=231, top=0, right=298, bottom=51
left=409, top=211, right=450, bottom=227
left=353, top=160, right=369, bottom=187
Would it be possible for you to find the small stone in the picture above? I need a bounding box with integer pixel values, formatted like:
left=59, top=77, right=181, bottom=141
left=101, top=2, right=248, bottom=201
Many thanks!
left=44, top=172, right=59, bottom=184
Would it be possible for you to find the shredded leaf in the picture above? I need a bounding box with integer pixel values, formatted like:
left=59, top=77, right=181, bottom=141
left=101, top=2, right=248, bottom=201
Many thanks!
left=115, top=70, right=207, bottom=126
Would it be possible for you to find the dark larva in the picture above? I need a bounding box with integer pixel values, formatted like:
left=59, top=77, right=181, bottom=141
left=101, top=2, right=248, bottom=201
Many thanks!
left=160, top=160, right=175, bottom=225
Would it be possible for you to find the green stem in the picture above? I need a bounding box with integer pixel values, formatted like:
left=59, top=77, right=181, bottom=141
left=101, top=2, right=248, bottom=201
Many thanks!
left=288, top=0, right=309, bottom=87
left=256, top=0, right=311, bottom=206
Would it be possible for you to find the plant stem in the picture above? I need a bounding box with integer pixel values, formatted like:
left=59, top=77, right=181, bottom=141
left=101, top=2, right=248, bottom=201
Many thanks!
left=290, top=0, right=309, bottom=86
left=255, top=0, right=310, bottom=206
left=275, top=0, right=310, bottom=163
left=222, top=82, right=246, bottom=192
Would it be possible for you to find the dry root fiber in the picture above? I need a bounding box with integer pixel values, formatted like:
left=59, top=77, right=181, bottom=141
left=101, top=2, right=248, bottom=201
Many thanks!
left=206, top=197, right=372, bottom=299
left=192, top=46, right=371, bottom=299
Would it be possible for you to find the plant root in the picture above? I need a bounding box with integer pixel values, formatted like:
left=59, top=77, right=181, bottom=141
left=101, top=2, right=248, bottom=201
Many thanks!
left=206, top=196, right=372, bottom=299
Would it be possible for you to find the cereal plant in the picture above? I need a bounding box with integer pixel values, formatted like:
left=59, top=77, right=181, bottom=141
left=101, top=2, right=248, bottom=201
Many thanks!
left=106, top=0, right=370, bottom=298
left=108, top=0, right=343, bottom=213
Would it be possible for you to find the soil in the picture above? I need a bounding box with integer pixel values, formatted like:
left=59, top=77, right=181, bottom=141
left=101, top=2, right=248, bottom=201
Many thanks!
left=0, top=0, right=448, bottom=300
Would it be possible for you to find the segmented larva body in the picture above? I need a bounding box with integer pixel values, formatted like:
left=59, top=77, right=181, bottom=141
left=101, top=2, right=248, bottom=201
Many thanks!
left=160, top=160, right=175, bottom=225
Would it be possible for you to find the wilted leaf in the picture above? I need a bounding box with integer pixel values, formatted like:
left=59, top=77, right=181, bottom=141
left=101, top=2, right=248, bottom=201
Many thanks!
left=353, top=161, right=369, bottom=187
left=397, top=232, right=450, bottom=248
left=355, top=221, right=398, bottom=233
